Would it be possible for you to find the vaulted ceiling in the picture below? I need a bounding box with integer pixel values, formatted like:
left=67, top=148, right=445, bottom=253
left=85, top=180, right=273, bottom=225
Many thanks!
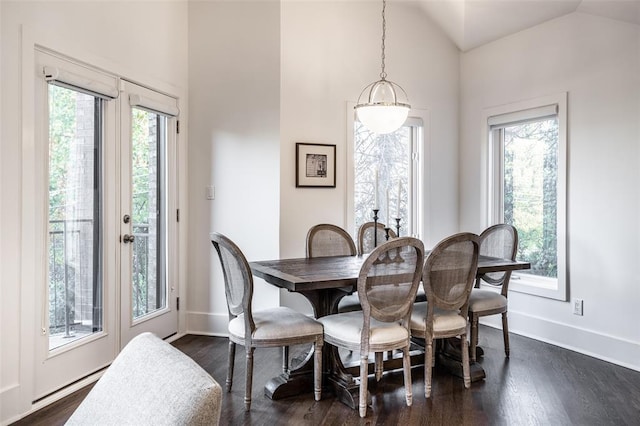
left=416, top=0, right=640, bottom=51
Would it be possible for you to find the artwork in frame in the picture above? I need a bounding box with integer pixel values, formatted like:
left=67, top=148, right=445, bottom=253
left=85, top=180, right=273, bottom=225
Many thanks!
left=296, top=143, right=336, bottom=188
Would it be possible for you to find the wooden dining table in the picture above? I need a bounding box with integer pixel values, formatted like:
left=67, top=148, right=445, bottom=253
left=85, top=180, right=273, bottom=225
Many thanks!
left=250, top=253, right=530, bottom=409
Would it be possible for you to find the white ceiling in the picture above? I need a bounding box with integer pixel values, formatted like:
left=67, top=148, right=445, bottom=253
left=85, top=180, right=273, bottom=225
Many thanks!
left=416, top=0, right=640, bottom=51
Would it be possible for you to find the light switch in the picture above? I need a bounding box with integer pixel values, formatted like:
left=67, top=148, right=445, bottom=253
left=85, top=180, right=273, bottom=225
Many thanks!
left=206, top=186, right=215, bottom=200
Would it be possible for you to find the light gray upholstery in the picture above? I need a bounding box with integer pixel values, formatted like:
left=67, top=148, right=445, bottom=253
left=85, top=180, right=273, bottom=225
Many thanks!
left=468, top=289, right=508, bottom=311
left=228, top=307, right=323, bottom=341
left=66, top=332, right=222, bottom=426
left=410, top=302, right=468, bottom=333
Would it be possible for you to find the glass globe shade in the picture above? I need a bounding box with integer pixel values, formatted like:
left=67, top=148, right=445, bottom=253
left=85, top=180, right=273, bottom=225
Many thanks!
left=355, top=79, right=410, bottom=134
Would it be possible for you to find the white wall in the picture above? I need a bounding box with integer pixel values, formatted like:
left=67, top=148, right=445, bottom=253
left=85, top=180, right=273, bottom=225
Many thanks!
left=0, top=2, right=188, bottom=423
left=279, top=1, right=460, bottom=311
left=186, top=1, right=282, bottom=334
left=460, top=12, right=640, bottom=370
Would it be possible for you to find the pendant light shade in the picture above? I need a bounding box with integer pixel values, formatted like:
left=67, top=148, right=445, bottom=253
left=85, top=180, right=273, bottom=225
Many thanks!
left=355, top=79, right=410, bottom=135
left=354, top=0, right=410, bottom=135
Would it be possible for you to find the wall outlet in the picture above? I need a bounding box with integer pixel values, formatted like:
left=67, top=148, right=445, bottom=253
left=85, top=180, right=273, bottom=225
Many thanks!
left=573, top=298, right=584, bottom=316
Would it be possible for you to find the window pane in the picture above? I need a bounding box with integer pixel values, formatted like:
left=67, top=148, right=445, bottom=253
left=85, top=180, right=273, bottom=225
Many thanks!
left=353, top=122, right=410, bottom=236
left=503, top=118, right=558, bottom=278
left=48, top=85, right=102, bottom=350
left=131, top=108, right=167, bottom=320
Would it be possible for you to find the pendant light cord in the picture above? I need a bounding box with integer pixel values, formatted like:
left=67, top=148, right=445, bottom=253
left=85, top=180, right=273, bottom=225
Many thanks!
left=380, top=0, right=387, bottom=80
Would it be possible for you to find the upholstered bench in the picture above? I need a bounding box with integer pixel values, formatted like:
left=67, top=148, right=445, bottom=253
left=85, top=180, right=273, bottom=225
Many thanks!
left=66, top=332, right=222, bottom=425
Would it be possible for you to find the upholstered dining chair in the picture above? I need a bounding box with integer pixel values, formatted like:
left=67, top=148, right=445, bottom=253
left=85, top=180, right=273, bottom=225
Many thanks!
left=468, top=223, right=518, bottom=362
left=306, top=223, right=357, bottom=258
left=357, top=221, right=397, bottom=255
left=211, top=232, right=324, bottom=411
left=306, top=224, right=360, bottom=313
left=319, top=237, right=424, bottom=418
left=410, top=232, right=479, bottom=398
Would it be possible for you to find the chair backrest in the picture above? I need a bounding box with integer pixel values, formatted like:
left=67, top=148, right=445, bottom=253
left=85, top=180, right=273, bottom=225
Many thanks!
left=423, top=232, right=479, bottom=316
left=357, top=237, right=424, bottom=341
left=306, top=223, right=357, bottom=258
left=357, top=221, right=398, bottom=255
left=478, top=224, right=518, bottom=288
left=210, top=232, right=255, bottom=334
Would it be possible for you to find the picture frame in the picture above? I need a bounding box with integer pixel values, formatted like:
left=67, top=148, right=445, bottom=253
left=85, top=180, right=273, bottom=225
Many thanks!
left=296, top=142, right=336, bottom=188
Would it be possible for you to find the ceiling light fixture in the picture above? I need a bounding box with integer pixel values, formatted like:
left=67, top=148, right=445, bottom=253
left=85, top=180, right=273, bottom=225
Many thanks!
left=354, top=0, right=410, bottom=135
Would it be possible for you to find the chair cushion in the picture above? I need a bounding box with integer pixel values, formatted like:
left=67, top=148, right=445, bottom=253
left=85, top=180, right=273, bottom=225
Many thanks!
left=469, top=289, right=507, bottom=312
left=337, top=293, right=362, bottom=313
left=319, top=311, right=409, bottom=349
left=228, top=307, right=323, bottom=341
left=410, top=302, right=467, bottom=334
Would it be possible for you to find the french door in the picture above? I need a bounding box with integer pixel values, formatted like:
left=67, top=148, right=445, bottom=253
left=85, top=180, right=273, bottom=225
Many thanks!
left=119, top=81, right=179, bottom=348
left=34, top=50, right=179, bottom=399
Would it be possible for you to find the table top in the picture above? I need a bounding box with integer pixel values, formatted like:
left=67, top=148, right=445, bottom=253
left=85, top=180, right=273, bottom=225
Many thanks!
left=250, top=253, right=530, bottom=293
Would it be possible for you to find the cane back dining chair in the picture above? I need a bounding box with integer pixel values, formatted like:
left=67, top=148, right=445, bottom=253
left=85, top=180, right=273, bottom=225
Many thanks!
left=410, top=232, right=479, bottom=398
left=468, top=223, right=518, bottom=362
left=319, top=237, right=425, bottom=417
left=306, top=223, right=357, bottom=258
left=211, top=232, right=324, bottom=411
left=306, top=224, right=360, bottom=313
left=357, top=221, right=397, bottom=256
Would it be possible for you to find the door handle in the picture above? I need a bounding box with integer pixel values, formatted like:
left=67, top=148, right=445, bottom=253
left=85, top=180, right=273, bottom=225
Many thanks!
left=122, top=234, right=135, bottom=243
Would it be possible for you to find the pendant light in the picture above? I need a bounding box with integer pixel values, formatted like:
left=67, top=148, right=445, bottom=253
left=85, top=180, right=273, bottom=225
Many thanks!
left=355, top=0, right=410, bottom=135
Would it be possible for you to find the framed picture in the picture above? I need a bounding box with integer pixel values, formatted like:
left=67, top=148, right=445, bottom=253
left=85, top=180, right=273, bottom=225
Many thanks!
left=296, top=143, right=336, bottom=188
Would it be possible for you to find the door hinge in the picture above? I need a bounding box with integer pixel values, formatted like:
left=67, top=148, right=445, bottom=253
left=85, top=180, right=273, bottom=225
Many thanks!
left=177, top=209, right=180, bottom=222
left=177, top=120, right=180, bottom=134
left=176, top=297, right=180, bottom=311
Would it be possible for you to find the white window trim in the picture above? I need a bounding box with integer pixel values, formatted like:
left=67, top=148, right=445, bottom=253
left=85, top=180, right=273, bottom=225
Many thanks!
left=345, top=102, right=428, bottom=242
left=482, top=92, right=568, bottom=301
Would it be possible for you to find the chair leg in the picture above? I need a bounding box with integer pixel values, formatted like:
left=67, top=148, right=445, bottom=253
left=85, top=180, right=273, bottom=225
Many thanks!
left=314, top=339, right=322, bottom=401
left=359, top=355, right=368, bottom=418
left=375, top=352, right=383, bottom=381
left=502, top=312, right=510, bottom=358
left=283, top=346, right=289, bottom=374
left=402, top=345, right=413, bottom=407
left=470, top=313, right=479, bottom=362
left=461, top=333, right=471, bottom=389
left=226, top=341, right=235, bottom=392
left=425, top=338, right=433, bottom=398
left=244, top=347, right=255, bottom=411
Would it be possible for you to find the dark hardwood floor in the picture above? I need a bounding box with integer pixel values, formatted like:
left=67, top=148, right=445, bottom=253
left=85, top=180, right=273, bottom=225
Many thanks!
left=14, top=326, right=640, bottom=425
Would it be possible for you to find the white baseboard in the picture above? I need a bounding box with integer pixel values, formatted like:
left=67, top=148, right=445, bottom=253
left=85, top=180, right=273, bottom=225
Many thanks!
left=1, top=384, right=22, bottom=426
left=186, top=311, right=229, bottom=337
left=481, top=310, right=640, bottom=372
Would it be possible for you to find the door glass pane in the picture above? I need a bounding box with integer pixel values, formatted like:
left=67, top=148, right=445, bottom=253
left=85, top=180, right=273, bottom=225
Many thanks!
left=502, top=118, right=558, bottom=278
left=131, top=108, right=167, bottom=320
left=48, top=85, right=102, bottom=350
left=353, top=122, right=411, bottom=237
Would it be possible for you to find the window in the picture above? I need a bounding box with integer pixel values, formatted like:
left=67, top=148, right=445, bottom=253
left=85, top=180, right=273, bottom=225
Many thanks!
left=485, top=93, right=567, bottom=300
left=47, top=83, right=104, bottom=350
left=347, top=107, right=424, bottom=241
left=130, top=107, right=168, bottom=319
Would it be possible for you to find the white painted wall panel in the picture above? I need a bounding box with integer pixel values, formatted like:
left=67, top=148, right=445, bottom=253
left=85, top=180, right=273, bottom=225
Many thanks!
left=0, top=1, right=188, bottom=422
left=279, top=1, right=460, bottom=312
left=460, top=12, right=640, bottom=369
left=186, top=1, right=281, bottom=333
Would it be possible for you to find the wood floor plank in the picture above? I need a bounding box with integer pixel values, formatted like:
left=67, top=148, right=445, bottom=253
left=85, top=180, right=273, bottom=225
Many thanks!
left=13, top=326, right=640, bottom=425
